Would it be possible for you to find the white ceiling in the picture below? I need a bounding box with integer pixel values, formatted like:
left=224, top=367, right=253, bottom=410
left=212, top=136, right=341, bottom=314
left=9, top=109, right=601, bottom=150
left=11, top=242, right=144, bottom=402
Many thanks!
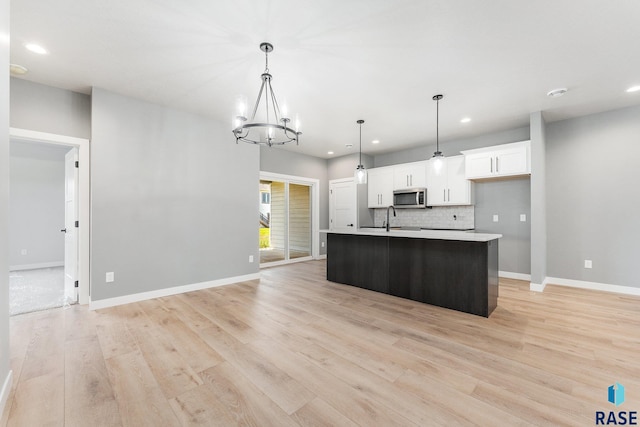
left=9, top=0, right=640, bottom=159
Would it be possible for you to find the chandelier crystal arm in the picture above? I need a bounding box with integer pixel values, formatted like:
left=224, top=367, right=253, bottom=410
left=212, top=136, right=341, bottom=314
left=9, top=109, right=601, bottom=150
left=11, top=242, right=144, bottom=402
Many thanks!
left=249, top=78, right=267, bottom=121
left=267, top=80, right=281, bottom=122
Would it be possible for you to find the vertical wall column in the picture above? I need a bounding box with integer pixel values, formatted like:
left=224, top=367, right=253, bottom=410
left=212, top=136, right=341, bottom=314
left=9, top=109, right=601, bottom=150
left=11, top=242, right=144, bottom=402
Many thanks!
left=530, top=111, right=547, bottom=291
left=1, top=0, right=13, bottom=411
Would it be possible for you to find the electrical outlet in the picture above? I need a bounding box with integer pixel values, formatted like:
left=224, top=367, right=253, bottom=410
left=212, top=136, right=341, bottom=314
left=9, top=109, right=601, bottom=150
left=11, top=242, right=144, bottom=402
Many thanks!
left=106, top=272, right=115, bottom=283
left=249, top=255, right=254, bottom=263
left=520, top=214, right=527, bottom=222
left=493, top=214, right=499, bottom=222
left=321, top=241, right=325, bottom=248
left=21, top=249, right=27, bottom=255
left=584, top=260, right=592, bottom=269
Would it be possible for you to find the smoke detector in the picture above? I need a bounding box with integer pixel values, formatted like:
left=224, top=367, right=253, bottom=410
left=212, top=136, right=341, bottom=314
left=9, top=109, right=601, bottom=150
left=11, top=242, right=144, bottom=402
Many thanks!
left=547, top=88, right=568, bottom=98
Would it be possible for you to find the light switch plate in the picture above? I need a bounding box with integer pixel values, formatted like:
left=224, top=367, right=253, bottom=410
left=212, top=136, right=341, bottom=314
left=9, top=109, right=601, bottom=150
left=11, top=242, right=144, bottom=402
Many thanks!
left=520, top=214, right=527, bottom=222
left=106, top=272, right=115, bottom=283
left=584, top=260, right=592, bottom=269
left=493, top=214, right=499, bottom=222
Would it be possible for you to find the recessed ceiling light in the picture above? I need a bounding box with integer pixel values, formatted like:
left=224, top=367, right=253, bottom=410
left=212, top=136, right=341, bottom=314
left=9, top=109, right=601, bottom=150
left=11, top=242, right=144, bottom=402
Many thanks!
left=10, top=64, right=28, bottom=75
left=547, top=88, right=568, bottom=98
left=460, top=117, right=471, bottom=123
left=372, top=140, right=380, bottom=144
left=327, top=151, right=334, bottom=155
left=25, top=43, right=48, bottom=55
left=626, top=85, right=640, bottom=93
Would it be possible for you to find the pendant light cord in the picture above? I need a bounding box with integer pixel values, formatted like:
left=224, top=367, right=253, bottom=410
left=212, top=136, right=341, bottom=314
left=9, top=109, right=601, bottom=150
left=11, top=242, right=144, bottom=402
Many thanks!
left=359, top=122, right=362, bottom=165
left=436, top=97, right=439, bottom=153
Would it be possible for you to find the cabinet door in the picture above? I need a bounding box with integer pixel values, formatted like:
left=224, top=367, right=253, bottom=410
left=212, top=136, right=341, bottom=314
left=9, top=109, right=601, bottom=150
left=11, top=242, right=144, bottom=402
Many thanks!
left=465, top=152, right=495, bottom=179
left=446, top=156, right=471, bottom=205
left=426, top=159, right=448, bottom=206
left=393, top=162, right=427, bottom=190
left=367, top=167, right=394, bottom=208
left=495, top=146, right=528, bottom=176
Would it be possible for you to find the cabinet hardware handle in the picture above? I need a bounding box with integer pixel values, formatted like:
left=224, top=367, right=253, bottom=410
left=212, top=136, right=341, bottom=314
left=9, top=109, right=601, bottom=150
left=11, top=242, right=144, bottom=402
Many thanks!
left=496, top=157, right=499, bottom=172
left=443, top=189, right=446, bottom=202
left=448, top=189, right=450, bottom=201
left=491, top=158, right=493, bottom=173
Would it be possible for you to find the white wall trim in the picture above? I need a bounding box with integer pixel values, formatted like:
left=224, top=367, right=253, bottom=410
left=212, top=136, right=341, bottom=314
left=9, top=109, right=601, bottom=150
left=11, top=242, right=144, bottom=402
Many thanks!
left=546, top=277, right=640, bottom=296
left=89, top=273, right=260, bottom=310
left=499, top=271, right=531, bottom=281
left=9, top=261, right=64, bottom=271
left=10, top=127, right=91, bottom=305
left=316, top=254, right=327, bottom=260
left=0, top=370, right=13, bottom=418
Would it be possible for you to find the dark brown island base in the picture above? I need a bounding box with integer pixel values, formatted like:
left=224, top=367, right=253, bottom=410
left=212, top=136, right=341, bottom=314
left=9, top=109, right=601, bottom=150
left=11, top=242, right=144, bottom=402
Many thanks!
left=324, top=229, right=502, bottom=317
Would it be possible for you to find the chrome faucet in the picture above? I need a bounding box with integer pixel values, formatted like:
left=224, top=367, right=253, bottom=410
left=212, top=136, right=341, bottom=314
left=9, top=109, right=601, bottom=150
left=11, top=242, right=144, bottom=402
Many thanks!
left=386, top=205, right=396, bottom=232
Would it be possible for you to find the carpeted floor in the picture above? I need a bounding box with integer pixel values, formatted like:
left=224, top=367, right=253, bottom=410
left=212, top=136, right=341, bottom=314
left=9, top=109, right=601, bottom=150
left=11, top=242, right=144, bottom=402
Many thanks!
left=8, top=266, right=71, bottom=315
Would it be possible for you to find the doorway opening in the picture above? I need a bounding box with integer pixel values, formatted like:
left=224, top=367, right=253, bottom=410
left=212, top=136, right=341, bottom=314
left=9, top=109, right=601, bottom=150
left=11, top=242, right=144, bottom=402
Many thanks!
left=8, top=128, right=90, bottom=313
left=259, top=172, right=319, bottom=267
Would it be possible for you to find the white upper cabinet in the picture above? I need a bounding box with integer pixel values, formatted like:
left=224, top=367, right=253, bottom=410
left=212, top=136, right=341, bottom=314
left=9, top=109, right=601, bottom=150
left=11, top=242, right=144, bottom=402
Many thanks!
left=393, top=161, right=427, bottom=190
left=426, top=155, right=473, bottom=206
left=461, top=140, right=531, bottom=180
left=367, top=166, right=394, bottom=208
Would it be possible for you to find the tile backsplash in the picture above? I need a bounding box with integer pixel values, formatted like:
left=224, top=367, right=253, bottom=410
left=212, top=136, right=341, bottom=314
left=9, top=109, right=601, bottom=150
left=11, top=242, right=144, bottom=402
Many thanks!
left=373, top=205, right=475, bottom=230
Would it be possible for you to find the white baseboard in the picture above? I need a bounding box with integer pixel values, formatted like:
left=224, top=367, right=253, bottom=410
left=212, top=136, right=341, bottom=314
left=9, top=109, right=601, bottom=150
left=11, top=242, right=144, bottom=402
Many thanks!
left=9, top=261, right=64, bottom=271
left=499, top=271, right=531, bottom=281
left=316, top=254, right=327, bottom=260
left=89, top=273, right=261, bottom=310
left=546, top=277, right=640, bottom=296
left=1, top=370, right=13, bottom=419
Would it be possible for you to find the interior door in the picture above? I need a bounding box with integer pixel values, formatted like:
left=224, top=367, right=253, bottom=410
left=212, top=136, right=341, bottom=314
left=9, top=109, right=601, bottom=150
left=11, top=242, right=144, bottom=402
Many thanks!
left=330, top=179, right=356, bottom=230
left=64, top=148, right=79, bottom=304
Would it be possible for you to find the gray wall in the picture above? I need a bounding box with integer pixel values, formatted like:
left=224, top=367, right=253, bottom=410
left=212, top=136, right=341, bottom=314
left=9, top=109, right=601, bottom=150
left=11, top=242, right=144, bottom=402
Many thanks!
left=327, top=152, right=374, bottom=180
left=10, top=78, right=91, bottom=139
left=260, top=146, right=329, bottom=253
left=9, top=141, right=67, bottom=268
left=474, top=179, right=531, bottom=274
left=546, top=105, right=640, bottom=288
left=374, top=127, right=530, bottom=167
left=1, top=0, right=11, bottom=403
left=374, top=127, right=532, bottom=275
left=91, top=88, right=259, bottom=301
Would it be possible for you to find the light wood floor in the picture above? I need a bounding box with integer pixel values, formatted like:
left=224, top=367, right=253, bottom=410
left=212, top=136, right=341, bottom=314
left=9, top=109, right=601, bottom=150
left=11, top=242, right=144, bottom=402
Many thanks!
left=2, top=260, right=639, bottom=426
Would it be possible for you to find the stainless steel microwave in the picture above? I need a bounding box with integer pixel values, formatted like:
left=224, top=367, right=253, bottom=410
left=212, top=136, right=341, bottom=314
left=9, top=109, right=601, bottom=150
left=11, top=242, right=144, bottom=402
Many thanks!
left=393, top=188, right=427, bottom=208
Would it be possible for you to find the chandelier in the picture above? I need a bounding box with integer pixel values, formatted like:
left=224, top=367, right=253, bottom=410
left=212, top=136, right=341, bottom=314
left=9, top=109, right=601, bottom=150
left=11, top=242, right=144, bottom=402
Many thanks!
left=233, top=42, right=301, bottom=146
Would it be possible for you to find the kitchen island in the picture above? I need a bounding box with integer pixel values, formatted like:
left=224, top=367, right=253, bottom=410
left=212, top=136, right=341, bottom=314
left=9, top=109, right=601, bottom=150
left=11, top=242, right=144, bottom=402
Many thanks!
left=323, top=229, right=502, bottom=317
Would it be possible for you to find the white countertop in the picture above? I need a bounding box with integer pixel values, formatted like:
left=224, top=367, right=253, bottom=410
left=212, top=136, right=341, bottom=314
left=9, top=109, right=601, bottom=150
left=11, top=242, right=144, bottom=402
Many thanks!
left=320, top=228, right=502, bottom=242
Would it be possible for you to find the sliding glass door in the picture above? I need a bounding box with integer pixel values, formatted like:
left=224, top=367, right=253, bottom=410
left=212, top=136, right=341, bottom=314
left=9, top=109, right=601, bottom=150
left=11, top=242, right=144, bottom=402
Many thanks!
left=288, top=183, right=311, bottom=259
left=259, top=177, right=313, bottom=266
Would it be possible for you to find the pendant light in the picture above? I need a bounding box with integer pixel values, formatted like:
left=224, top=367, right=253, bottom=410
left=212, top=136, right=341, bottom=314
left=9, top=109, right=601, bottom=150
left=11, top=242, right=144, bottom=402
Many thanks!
left=431, top=94, right=444, bottom=173
left=355, top=119, right=367, bottom=184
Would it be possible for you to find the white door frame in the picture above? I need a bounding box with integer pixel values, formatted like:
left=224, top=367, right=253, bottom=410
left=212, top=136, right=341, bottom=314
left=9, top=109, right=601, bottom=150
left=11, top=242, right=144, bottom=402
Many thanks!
left=259, top=171, right=320, bottom=265
left=10, top=128, right=91, bottom=305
